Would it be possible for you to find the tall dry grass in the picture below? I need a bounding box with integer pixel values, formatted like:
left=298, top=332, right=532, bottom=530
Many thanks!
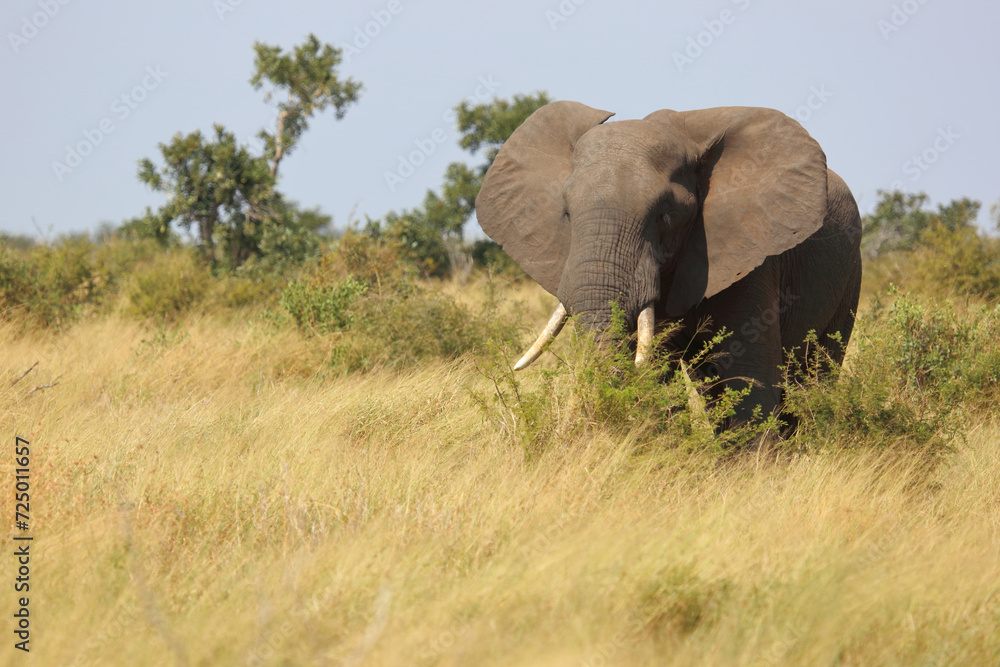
left=1, top=283, right=998, bottom=666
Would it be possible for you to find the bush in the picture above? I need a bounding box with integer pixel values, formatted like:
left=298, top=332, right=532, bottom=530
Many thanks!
left=338, top=286, right=509, bottom=370
left=25, top=237, right=108, bottom=323
left=913, top=223, right=1000, bottom=301
left=783, top=289, right=1000, bottom=448
left=469, top=239, right=526, bottom=279
left=125, top=250, right=211, bottom=322
left=327, top=230, right=417, bottom=287
left=863, top=212, right=1000, bottom=303
left=279, top=276, right=367, bottom=334
left=473, top=306, right=777, bottom=460
left=1, top=235, right=164, bottom=329
left=208, top=274, right=285, bottom=312
left=0, top=246, right=49, bottom=326
left=0, top=233, right=35, bottom=251
left=277, top=237, right=524, bottom=373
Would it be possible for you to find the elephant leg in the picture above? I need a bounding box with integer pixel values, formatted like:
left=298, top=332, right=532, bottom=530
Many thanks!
left=693, top=258, right=784, bottom=424
left=815, top=256, right=861, bottom=369
left=776, top=256, right=861, bottom=436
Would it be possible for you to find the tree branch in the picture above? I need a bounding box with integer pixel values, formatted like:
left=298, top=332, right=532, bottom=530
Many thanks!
left=271, top=109, right=289, bottom=178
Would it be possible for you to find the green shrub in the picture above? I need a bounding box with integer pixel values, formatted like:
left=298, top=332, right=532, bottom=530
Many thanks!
left=370, top=211, right=452, bottom=277
left=783, top=289, right=1000, bottom=448
left=321, top=277, right=522, bottom=373
left=279, top=276, right=367, bottom=334
left=473, top=306, right=777, bottom=460
left=331, top=230, right=417, bottom=287
left=0, top=235, right=156, bottom=328
left=864, top=224, right=1000, bottom=303
left=469, top=239, right=526, bottom=279
left=0, top=233, right=35, bottom=251
left=209, top=274, right=285, bottom=312
left=915, top=223, right=1000, bottom=301
left=126, top=251, right=210, bottom=321
left=276, top=240, right=523, bottom=372
left=341, top=287, right=503, bottom=369
left=0, top=246, right=50, bottom=327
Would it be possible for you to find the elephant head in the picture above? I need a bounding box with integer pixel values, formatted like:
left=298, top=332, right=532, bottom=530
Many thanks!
left=475, top=101, right=828, bottom=368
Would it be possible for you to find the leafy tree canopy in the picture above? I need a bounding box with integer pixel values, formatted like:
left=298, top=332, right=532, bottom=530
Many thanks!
left=135, top=35, right=357, bottom=269
left=250, top=34, right=362, bottom=178
left=861, top=190, right=981, bottom=259
left=137, top=124, right=273, bottom=261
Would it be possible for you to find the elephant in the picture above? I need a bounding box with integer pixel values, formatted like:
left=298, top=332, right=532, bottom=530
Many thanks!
left=475, top=101, right=862, bottom=423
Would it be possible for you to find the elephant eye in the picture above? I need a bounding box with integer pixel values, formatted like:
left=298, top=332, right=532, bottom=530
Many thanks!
left=661, top=212, right=672, bottom=226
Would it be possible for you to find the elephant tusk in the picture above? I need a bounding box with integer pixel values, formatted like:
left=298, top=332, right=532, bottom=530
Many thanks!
left=514, top=303, right=568, bottom=371
left=634, top=304, right=655, bottom=366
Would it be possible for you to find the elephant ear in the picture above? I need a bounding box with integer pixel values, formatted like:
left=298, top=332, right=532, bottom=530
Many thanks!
left=476, top=101, right=615, bottom=295
left=645, top=107, right=828, bottom=303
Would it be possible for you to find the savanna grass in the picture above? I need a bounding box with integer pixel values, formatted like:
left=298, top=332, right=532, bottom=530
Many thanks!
left=1, top=303, right=998, bottom=665
left=2, top=236, right=1000, bottom=665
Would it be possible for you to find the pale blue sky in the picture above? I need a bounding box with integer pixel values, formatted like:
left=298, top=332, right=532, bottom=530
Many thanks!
left=2, top=0, right=997, bottom=239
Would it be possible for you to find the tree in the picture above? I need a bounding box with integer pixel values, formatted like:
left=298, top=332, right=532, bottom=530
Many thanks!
left=861, top=190, right=980, bottom=259
left=935, top=197, right=981, bottom=232
left=250, top=34, right=362, bottom=178
left=861, top=191, right=931, bottom=259
left=371, top=92, right=551, bottom=275
left=119, top=207, right=175, bottom=246
left=137, top=125, right=274, bottom=263
left=417, top=92, right=554, bottom=238
left=135, top=35, right=359, bottom=268
left=861, top=190, right=1000, bottom=299
left=0, top=233, right=36, bottom=251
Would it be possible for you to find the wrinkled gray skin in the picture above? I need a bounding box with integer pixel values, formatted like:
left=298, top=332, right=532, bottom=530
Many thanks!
left=476, top=101, right=862, bottom=423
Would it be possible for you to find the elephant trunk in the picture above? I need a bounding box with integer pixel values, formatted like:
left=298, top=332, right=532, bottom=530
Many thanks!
left=558, top=212, right=662, bottom=333
left=570, top=279, right=626, bottom=332
left=512, top=213, right=662, bottom=371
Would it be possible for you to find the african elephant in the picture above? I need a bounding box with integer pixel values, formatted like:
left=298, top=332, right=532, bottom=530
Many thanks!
left=475, top=101, right=862, bottom=422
